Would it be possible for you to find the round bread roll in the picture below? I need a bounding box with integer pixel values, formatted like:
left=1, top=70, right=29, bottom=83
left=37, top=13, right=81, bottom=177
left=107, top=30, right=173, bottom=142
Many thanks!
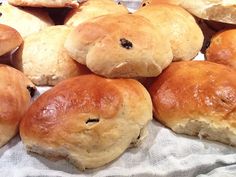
left=64, top=0, right=128, bottom=27
left=149, top=61, right=236, bottom=146
left=7, top=0, right=79, bottom=8
left=13, top=25, right=90, bottom=86
left=206, top=29, right=236, bottom=70
left=20, top=74, right=152, bottom=170
left=135, top=4, right=204, bottom=61
left=64, top=14, right=173, bottom=78
left=141, top=0, right=236, bottom=24
left=0, top=24, right=22, bottom=56
left=0, top=3, right=54, bottom=37
left=0, top=64, right=35, bottom=147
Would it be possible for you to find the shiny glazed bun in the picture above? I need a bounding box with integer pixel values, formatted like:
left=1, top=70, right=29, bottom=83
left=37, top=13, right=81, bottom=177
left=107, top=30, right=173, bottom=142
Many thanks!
left=0, top=64, right=35, bottom=147
left=206, top=29, right=236, bottom=70
left=149, top=61, right=236, bottom=146
left=20, top=74, right=152, bottom=170
left=0, top=24, right=22, bottom=56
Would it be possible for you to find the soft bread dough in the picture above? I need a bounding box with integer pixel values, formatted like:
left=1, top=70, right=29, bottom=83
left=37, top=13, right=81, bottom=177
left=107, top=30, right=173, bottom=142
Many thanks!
left=13, top=25, right=90, bottom=86
left=65, top=0, right=128, bottom=27
left=0, top=3, right=54, bottom=37
left=7, top=0, right=79, bottom=7
left=64, top=14, right=173, bottom=78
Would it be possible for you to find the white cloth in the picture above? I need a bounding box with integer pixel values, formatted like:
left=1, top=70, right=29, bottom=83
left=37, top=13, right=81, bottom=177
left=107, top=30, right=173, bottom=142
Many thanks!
left=1, top=0, right=236, bottom=176
left=1, top=119, right=236, bottom=177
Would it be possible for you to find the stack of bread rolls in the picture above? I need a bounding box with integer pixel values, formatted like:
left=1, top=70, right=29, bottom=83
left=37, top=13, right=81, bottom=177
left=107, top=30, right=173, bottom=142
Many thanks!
left=0, top=0, right=235, bottom=171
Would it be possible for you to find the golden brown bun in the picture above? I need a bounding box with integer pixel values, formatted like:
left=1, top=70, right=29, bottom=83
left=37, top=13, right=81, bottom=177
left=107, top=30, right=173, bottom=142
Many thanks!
left=13, top=25, right=91, bottom=86
left=149, top=61, right=236, bottom=146
left=0, top=24, right=22, bottom=56
left=0, top=64, right=35, bottom=147
left=65, top=0, right=128, bottom=27
left=0, top=3, right=54, bottom=37
left=206, top=29, right=236, bottom=70
left=64, top=14, right=173, bottom=78
left=136, top=4, right=204, bottom=61
left=141, top=0, right=236, bottom=24
left=7, top=0, right=79, bottom=8
left=20, top=74, right=152, bottom=170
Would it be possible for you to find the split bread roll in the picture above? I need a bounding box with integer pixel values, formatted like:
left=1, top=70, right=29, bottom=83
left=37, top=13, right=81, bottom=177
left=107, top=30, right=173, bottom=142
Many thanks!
left=20, top=74, right=152, bottom=170
left=149, top=61, right=236, bottom=146
left=13, top=25, right=90, bottom=86
left=0, top=64, right=35, bottom=147
left=7, top=0, right=79, bottom=8
left=65, top=14, right=173, bottom=78
left=0, top=3, right=54, bottom=37
left=136, top=4, right=204, bottom=61
left=0, top=24, right=22, bottom=56
left=206, top=29, right=236, bottom=70
left=141, top=0, right=236, bottom=24
left=64, top=0, right=128, bottom=27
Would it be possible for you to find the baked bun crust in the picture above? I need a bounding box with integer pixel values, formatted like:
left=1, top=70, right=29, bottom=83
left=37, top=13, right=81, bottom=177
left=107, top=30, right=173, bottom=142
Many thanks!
left=13, top=25, right=90, bottom=86
left=0, top=24, right=22, bottom=56
left=0, top=3, right=54, bottom=37
left=206, top=29, right=236, bottom=70
left=141, top=0, right=236, bottom=24
left=149, top=61, right=236, bottom=146
left=65, top=0, right=128, bottom=27
left=136, top=4, right=204, bottom=61
left=64, top=14, right=173, bottom=78
left=0, top=64, right=34, bottom=147
left=20, top=74, right=152, bottom=170
left=7, top=0, right=79, bottom=8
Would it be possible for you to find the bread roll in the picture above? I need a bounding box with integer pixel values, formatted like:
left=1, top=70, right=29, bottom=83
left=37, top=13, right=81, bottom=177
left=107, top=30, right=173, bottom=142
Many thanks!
left=0, top=3, right=54, bottom=37
left=206, top=29, right=236, bottom=70
left=141, top=0, right=236, bottom=24
left=64, top=0, right=128, bottom=27
left=20, top=74, right=152, bottom=170
left=13, top=25, right=90, bottom=86
left=0, top=24, right=22, bottom=56
left=7, top=0, right=79, bottom=7
left=136, top=4, right=204, bottom=61
left=65, top=14, right=173, bottom=78
left=0, top=64, right=35, bottom=147
left=149, top=61, right=236, bottom=146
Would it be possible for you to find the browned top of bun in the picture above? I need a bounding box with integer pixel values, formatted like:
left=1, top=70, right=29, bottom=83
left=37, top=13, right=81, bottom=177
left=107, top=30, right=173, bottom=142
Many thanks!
left=20, top=74, right=152, bottom=169
left=21, top=74, right=149, bottom=140
left=0, top=24, right=22, bottom=56
left=206, top=29, right=236, bottom=70
left=0, top=64, right=33, bottom=125
left=149, top=61, right=236, bottom=127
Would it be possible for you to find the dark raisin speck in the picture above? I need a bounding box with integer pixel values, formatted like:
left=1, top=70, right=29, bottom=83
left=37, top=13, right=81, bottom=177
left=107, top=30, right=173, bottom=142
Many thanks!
left=27, top=86, right=36, bottom=97
left=120, top=38, right=133, bottom=49
left=86, top=118, right=99, bottom=124
left=118, top=1, right=121, bottom=5
left=142, top=3, right=146, bottom=7
left=0, top=12, right=2, bottom=17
